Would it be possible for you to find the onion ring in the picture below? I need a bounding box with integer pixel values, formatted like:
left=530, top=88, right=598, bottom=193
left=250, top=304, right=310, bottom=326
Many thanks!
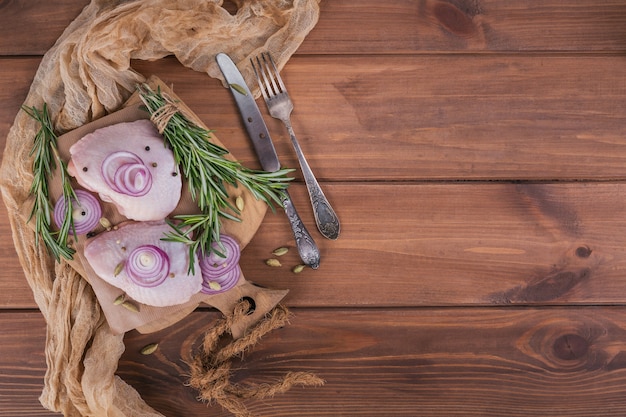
left=53, top=189, right=102, bottom=235
left=198, top=234, right=241, bottom=278
left=200, top=264, right=240, bottom=295
left=101, top=151, right=152, bottom=197
left=125, top=244, right=170, bottom=288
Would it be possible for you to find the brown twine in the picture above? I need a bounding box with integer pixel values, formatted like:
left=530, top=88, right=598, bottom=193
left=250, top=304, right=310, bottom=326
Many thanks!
left=187, top=300, right=324, bottom=417
left=145, top=91, right=194, bottom=134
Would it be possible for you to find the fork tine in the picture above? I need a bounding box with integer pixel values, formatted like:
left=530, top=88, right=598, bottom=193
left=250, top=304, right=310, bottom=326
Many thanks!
left=260, top=53, right=279, bottom=95
left=265, top=52, right=286, bottom=93
left=251, top=56, right=269, bottom=99
left=259, top=54, right=276, bottom=96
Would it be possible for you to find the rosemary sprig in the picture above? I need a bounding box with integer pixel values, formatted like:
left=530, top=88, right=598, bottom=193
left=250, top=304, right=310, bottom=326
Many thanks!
left=138, top=84, right=293, bottom=272
left=23, top=103, right=77, bottom=261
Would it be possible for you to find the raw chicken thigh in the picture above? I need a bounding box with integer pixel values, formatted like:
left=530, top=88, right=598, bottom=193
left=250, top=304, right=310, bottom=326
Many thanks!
left=84, top=221, right=202, bottom=307
left=68, top=120, right=181, bottom=221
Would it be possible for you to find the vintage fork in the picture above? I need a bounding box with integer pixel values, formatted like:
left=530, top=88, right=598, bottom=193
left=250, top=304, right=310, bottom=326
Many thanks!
left=251, top=53, right=340, bottom=240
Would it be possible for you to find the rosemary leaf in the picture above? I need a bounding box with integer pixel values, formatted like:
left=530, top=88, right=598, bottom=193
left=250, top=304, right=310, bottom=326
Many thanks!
left=138, top=84, right=293, bottom=273
left=24, top=103, right=76, bottom=261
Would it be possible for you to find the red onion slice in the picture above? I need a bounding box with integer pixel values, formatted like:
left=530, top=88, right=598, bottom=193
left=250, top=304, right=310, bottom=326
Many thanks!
left=113, top=162, right=151, bottom=195
left=200, top=264, right=240, bottom=295
left=198, top=234, right=241, bottom=278
left=125, top=245, right=170, bottom=288
left=101, top=151, right=152, bottom=197
left=53, top=189, right=102, bottom=235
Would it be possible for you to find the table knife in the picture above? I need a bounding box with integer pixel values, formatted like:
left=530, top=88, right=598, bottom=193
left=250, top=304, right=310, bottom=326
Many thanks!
left=216, top=52, right=320, bottom=269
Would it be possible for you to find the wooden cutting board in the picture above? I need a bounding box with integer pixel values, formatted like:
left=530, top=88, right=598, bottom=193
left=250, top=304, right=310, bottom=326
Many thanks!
left=45, top=76, right=287, bottom=337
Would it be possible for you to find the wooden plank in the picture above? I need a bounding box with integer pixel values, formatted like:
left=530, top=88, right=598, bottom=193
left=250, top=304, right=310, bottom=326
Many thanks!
left=5, top=307, right=626, bottom=416
left=3, top=1, right=626, bottom=55
left=0, top=0, right=88, bottom=56
left=250, top=54, right=626, bottom=181
left=305, top=0, right=626, bottom=54
left=243, top=182, right=626, bottom=307
left=0, top=311, right=56, bottom=416
left=3, top=55, right=626, bottom=182
left=127, top=307, right=626, bottom=416
left=0, top=58, right=39, bottom=143
left=0, top=204, right=32, bottom=308
left=4, top=182, right=626, bottom=308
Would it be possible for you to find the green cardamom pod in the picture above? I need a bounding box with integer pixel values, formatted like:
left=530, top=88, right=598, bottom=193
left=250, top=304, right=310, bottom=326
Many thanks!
left=272, top=247, right=289, bottom=256
left=265, top=258, right=282, bottom=267
left=121, top=300, right=140, bottom=313
left=140, top=343, right=158, bottom=355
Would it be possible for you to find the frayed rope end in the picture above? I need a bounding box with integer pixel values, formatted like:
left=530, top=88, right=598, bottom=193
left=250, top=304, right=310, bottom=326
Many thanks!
left=186, top=300, right=324, bottom=417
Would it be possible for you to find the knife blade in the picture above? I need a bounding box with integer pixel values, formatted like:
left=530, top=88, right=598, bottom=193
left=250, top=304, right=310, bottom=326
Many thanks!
left=216, top=52, right=320, bottom=269
left=215, top=53, right=280, bottom=173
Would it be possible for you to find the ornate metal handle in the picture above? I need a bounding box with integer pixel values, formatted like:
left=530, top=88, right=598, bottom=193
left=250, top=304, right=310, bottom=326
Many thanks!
left=285, top=122, right=340, bottom=240
left=281, top=191, right=320, bottom=269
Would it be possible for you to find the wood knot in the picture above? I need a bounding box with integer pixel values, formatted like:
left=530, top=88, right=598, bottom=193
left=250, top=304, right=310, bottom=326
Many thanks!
left=489, top=268, right=591, bottom=304
left=433, top=2, right=478, bottom=37
left=576, top=246, right=592, bottom=258
left=553, top=334, right=589, bottom=361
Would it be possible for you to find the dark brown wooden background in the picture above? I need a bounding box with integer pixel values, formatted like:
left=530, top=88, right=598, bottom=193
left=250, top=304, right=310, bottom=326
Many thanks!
left=3, top=0, right=626, bottom=415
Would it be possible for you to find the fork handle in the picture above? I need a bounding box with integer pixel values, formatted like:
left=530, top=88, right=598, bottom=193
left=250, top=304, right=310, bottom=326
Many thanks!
left=281, top=190, right=320, bottom=269
left=284, top=120, right=341, bottom=240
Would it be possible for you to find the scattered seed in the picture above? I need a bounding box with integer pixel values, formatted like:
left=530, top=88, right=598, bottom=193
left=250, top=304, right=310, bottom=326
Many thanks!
left=114, top=261, right=125, bottom=277
left=236, top=195, right=245, bottom=212
left=292, top=264, right=306, bottom=274
left=113, top=294, right=126, bottom=305
left=145, top=146, right=151, bottom=151
left=140, top=343, right=159, bottom=355
left=230, top=83, right=248, bottom=96
left=265, top=258, right=282, bottom=267
left=169, top=273, right=175, bottom=278
left=82, top=167, right=88, bottom=172
left=151, top=162, right=158, bottom=167
left=209, top=281, right=222, bottom=291
left=272, top=247, right=289, bottom=257
left=121, top=300, right=140, bottom=313
left=99, top=217, right=112, bottom=230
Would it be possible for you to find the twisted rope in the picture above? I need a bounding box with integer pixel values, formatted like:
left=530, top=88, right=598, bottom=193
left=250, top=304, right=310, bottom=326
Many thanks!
left=187, top=300, right=324, bottom=416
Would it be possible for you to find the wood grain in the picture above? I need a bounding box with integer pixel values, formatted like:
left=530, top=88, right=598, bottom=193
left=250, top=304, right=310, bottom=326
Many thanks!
left=3, top=0, right=626, bottom=55
left=306, top=0, right=626, bottom=54
left=5, top=182, right=626, bottom=309
left=238, top=182, right=626, bottom=307
left=0, top=312, right=54, bottom=416
left=5, top=308, right=626, bottom=416
left=3, top=55, right=626, bottom=182
left=3, top=0, right=626, bottom=416
left=0, top=58, right=39, bottom=141
left=0, top=0, right=88, bottom=56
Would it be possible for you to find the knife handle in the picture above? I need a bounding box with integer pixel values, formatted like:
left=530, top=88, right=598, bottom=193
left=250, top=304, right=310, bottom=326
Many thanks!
left=281, top=190, right=320, bottom=269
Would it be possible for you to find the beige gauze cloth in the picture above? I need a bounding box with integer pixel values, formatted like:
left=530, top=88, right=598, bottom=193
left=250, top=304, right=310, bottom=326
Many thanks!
left=0, top=0, right=320, bottom=415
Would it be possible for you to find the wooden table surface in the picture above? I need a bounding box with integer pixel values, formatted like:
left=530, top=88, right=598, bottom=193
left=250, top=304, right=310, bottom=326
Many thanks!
left=3, top=1, right=626, bottom=415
